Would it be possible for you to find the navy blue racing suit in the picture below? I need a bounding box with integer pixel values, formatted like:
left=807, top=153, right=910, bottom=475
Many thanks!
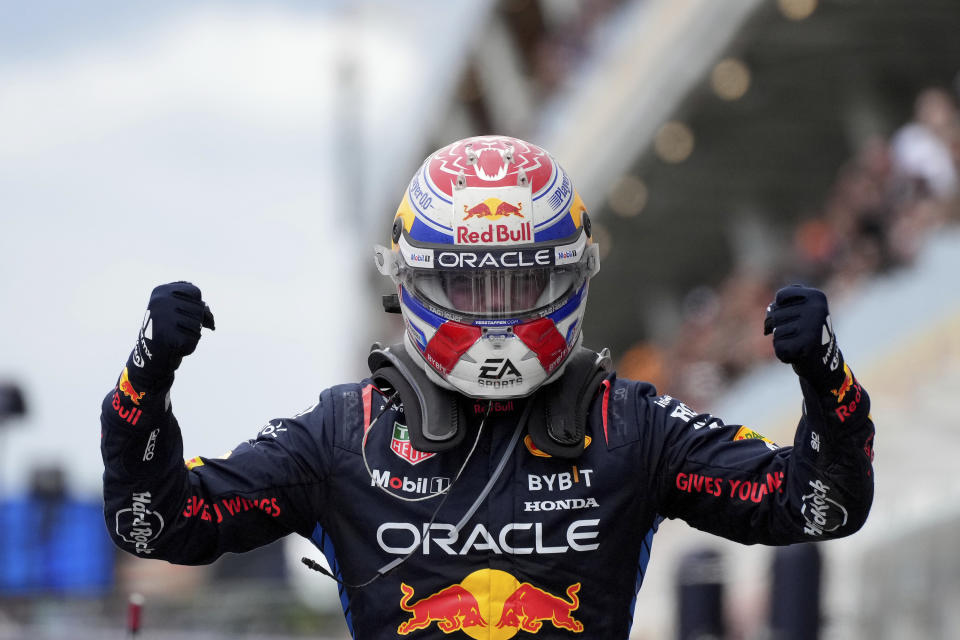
left=101, top=365, right=874, bottom=639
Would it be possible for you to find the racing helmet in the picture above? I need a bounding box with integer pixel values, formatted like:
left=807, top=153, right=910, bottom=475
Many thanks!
left=374, top=135, right=600, bottom=399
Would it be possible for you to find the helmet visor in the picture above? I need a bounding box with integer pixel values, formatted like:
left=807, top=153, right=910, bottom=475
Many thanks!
left=406, top=266, right=582, bottom=318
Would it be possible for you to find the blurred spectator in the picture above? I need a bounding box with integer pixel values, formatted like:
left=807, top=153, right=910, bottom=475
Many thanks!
left=890, top=88, right=960, bottom=201
left=0, top=383, right=26, bottom=424
left=618, top=341, right=670, bottom=391
left=619, top=83, right=960, bottom=406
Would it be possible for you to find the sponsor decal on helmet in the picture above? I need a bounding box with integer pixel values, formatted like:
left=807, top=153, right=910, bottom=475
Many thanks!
left=553, top=234, right=586, bottom=266
left=456, top=222, right=533, bottom=245
left=463, top=199, right=524, bottom=220
left=427, top=137, right=554, bottom=198
left=478, top=357, right=523, bottom=389
left=385, top=136, right=598, bottom=401
left=454, top=186, right=534, bottom=246
left=398, top=234, right=434, bottom=269
left=435, top=248, right=552, bottom=269
left=547, top=174, right=573, bottom=214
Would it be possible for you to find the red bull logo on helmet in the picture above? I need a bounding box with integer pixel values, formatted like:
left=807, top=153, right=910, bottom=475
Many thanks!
left=463, top=199, right=524, bottom=220
left=454, top=186, right=534, bottom=247
left=397, top=569, right=584, bottom=638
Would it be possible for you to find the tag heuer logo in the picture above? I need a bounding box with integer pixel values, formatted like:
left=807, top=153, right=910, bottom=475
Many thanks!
left=390, top=423, right=435, bottom=465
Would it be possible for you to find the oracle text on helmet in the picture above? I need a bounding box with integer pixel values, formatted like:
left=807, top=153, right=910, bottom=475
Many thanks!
left=436, top=249, right=552, bottom=269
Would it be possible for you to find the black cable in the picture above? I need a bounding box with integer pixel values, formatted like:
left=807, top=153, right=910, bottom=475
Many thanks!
left=302, top=398, right=494, bottom=590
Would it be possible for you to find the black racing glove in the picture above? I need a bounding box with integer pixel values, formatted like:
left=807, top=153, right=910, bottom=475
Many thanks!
left=763, top=285, right=844, bottom=391
left=125, top=282, right=215, bottom=388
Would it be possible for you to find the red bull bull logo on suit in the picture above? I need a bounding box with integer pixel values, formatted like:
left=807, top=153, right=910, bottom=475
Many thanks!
left=119, top=367, right=145, bottom=405
left=397, top=568, right=584, bottom=638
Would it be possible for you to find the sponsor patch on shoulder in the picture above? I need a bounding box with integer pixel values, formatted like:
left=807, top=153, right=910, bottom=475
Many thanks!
left=391, top=423, right=436, bottom=465
left=733, top=426, right=779, bottom=449
left=523, top=434, right=592, bottom=458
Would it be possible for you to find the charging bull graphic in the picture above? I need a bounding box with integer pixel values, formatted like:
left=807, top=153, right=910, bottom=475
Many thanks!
left=397, top=583, right=487, bottom=635
left=397, top=569, right=584, bottom=638
left=495, top=582, right=583, bottom=633
left=118, top=367, right=145, bottom=405
left=831, top=363, right=855, bottom=403
left=463, top=199, right=524, bottom=220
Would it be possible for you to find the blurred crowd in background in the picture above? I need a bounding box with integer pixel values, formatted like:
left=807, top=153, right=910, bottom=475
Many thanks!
left=2, top=0, right=960, bottom=638
left=619, top=84, right=960, bottom=409
left=4, top=75, right=957, bottom=639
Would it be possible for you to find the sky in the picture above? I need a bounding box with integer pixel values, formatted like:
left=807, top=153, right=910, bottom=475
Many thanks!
left=0, top=0, right=488, bottom=496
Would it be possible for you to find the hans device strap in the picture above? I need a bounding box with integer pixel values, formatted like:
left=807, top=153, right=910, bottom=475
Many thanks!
left=367, top=344, right=466, bottom=452
left=367, top=343, right=611, bottom=458
left=526, top=347, right=611, bottom=459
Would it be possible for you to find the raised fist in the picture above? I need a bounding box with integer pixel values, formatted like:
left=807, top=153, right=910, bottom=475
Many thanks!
left=127, top=281, right=215, bottom=385
left=763, top=285, right=843, bottom=389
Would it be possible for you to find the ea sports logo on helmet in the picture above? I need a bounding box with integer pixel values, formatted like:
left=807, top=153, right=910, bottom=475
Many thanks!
left=377, top=135, right=600, bottom=400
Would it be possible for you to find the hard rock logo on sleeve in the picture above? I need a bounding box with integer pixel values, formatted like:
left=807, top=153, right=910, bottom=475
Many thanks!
left=115, top=492, right=164, bottom=555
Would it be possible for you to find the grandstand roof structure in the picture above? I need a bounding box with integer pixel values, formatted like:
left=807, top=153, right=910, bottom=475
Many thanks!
left=421, top=0, right=960, bottom=356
